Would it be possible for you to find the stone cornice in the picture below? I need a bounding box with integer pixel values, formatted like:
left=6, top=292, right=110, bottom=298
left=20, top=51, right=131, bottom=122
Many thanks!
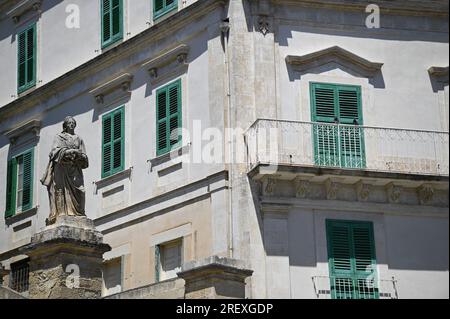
left=142, top=44, right=190, bottom=79
left=271, top=0, right=449, bottom=17
left=0, top=0, right=227, bottom=121
left=286, top=46, right=383, bottom=77
left=89, top=73, right=133, bottom=104
left=6, top=0, right=41, bottom=23
left=3, top=119, right=41, bottom=144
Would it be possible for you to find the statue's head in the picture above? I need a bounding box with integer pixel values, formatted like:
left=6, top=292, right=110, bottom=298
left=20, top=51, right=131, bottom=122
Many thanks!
left=62, top=116, right=77, bottom=132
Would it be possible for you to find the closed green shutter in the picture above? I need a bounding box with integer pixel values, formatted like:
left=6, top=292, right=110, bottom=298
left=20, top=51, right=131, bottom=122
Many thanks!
left=101, top=0, right=123, bottom=48
left=5, top=159, right=16, bottom=218
left=310, top=83, right=365, bottom=168
left=17, top=24, right=36, bottom=93
left=155, top=245, right=161, bottom=283
left=5, top=148, right=34, bottom=218
left=153, top=0, right=178, bottom=19
left=326, top=220, right=378, bottom=299
left=102, top=106, right=125, bottom=178
left=21, top=149, right=34, bottom=212
left=156, top=79, right=181, bottom=156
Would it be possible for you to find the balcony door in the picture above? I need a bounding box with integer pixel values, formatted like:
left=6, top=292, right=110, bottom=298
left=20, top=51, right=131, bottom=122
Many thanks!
left=310, top=83, right=366, bottom=168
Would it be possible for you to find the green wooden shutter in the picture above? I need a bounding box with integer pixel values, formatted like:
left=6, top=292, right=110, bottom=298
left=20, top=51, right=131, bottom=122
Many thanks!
left=102, top=107, right=124, bottom=178
left=310, top=83, right=365, bottom=168
left=311, top=83, right=339, bottom=167
left=17, top=24, right=36, bottom=93
left=102, top=0, right=123, bottom=48
left=5, top=159, right=16, bottom=218
left=102, top=112, right=113, bottom=177
left=337, top=86, right=365, bottom=168
left=156, top=79, right=181, bottom=156
left=155, top=245, right=161, bottom=283
left=326, top=220, right=378, bottom=299
left=21, top=149, right=34, bottom=212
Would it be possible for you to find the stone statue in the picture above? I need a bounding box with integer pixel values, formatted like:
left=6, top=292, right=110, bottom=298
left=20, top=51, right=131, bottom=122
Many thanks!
left=41, top=116, right=89, bottom=225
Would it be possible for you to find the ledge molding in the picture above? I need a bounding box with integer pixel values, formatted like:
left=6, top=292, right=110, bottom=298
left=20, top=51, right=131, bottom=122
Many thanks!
left=89, top=73, right=133, bottom=104
left=286, top=46, right=383, bottom=77
left=142, top=44, right=190, bottom=79
left=3, top=119, right=41, bottom=144
left=6, top=0, right=42, bottom=23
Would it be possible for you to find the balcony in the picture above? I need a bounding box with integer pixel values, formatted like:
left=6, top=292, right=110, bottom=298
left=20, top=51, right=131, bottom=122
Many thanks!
left=244, top=119, right=449, bottom=177
left=312, top=276, right=398, bottom=299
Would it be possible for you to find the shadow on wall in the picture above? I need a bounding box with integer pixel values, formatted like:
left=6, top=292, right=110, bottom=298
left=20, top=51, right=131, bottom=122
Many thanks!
left=252, top=179, right=449, bottom=272
left=0, top=0, right=65, bottom=42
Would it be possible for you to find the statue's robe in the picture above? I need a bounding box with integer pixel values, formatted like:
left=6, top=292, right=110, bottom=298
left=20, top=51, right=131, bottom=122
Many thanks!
left=41, top=132, right=89, bottom=224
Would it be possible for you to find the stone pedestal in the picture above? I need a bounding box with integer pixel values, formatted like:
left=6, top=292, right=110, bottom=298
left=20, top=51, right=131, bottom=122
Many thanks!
left=177, top=256, right=253, bottom=299
left=20, top=216, right=111, bottom=299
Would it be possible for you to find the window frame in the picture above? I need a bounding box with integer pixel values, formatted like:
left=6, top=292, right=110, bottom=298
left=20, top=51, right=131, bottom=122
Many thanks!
left=5, top=148, right=34, bottom=218
left=325, top=219, right=379, bottom=299
left=101, top=106, right=125, bottom=178
left=155, top=78, right=182, bottom=156
left=309, top=82, right=366, bottom=168
left=101, top=0, right=124, bottom=49
left=17, top=23, right=37, bottom=94
left=153, top=0, right=178, bottom=20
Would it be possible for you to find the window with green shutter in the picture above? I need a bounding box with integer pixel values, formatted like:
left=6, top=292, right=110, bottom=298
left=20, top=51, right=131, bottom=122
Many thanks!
left=101, top=0, right=123, bottom=48
left=156, top=79, right=182, bottom=156
left=102, top=106, right=125, bottom=178
left=310, top=83, right=365, bottom=168
left=17, top=24, right=36, bottom=93
left=326, top=219, right=379, bottom=299
left=5, top=148, right=34, bottom=218
left=153, top=0, right=178, bottom=20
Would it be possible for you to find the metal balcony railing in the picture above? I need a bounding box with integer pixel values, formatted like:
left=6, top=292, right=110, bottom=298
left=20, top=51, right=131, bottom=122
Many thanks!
left=244, top=119, right=449, bottom=176
left=312, top=275, right=399, bottom=299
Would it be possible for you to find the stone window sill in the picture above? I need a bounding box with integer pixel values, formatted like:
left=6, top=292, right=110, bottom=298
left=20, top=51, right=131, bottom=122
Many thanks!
left=5, top=206, right=38, bottom=227
left=94, top=167, right=133, bottom=190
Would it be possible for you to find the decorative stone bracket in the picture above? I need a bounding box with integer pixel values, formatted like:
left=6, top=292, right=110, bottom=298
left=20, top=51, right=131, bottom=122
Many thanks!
left=294, top=177, right=311, bottom=199
left=325, top=179, right=339, bottom=200
left=356, top=181, right=372, bottom=202
left=428, top=66, right=449, bottom=85
left=417, top=184, right=435, bottom=205
left=386, top=183, right=402, bottom=204
left=142, top=44, right=189, bottom=81
left=3, top=119, right=41, bottom=145
left=89, top=73, right=133, bottom=104
left=7, top=0, right=42, bottom=24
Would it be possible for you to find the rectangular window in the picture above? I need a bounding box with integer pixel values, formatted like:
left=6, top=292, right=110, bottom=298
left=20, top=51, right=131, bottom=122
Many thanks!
left=310, top=83, right=365, bottom=168
left=5, top=148, right=34, bottom=218
left=10, top=259, right=30, bottom=293
left=17, top=24, right=36, bottom=93
left=153, top=0, right=178, bottom=20
left=326, top=219, right=378, bottom=299
left=101, top=0, right=123, bottom=48
left=156, top=79, right=182, bottom=156
left=102, top=106, right=125, bottom=178
left=155, top=239, right=182, bottom=282
left=102, top=258, right=122, bottom=296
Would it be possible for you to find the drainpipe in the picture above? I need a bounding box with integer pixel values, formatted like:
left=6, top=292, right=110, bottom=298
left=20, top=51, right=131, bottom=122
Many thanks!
left=220, top=18, right=234, bottom=259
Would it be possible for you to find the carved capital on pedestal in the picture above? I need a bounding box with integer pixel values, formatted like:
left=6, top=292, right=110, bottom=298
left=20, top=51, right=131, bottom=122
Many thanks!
left=417, top=184, right=435, bottom=205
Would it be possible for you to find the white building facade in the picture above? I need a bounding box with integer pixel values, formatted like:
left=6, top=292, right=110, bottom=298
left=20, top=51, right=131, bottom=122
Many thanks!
left=0, top=0, right=448, bottom=299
